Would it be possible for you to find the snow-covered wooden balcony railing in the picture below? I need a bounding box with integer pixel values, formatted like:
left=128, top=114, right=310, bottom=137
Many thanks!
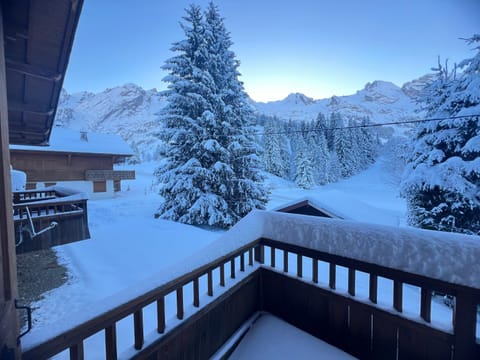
left=13, top=187, right=90, bottom=253
left=21, top=211, right=480, bottom=359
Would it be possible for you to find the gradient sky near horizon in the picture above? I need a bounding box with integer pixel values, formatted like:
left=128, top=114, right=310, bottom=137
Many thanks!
left=63, top=0, right=479, bottom=102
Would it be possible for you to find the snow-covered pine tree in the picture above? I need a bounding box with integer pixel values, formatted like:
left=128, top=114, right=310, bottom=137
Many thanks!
left=204, top=2, right=268, bottom=222
left=401, top=35, right=480, bottom=235
left=333, top=115, right=357, bottom=178
left=155, top=3, right=267, bottom=228
left=359, top=117, right=377, bottom=168
left=308, top=121, right=329, bottom=185
left=294, top=137, right=315, bottom=189
left=263, top=118, right=289, bottom=178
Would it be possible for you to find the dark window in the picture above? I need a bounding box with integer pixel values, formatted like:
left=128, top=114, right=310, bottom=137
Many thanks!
left=93, top=181, right=107, bottom=193
left=26, top=182, right=37, bottom=190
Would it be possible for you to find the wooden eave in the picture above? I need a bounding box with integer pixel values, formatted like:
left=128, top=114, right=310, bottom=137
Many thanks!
left=3, top=0, right=84, bottom=146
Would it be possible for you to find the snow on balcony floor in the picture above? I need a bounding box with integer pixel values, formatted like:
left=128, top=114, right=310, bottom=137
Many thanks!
left=229, top=313, right=357, bottom=360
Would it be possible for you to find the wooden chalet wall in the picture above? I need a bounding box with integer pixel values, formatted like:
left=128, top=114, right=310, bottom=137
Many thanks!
left=10, top=150, right=115, bottom=182
left=0, top=5, right=20, bottom=357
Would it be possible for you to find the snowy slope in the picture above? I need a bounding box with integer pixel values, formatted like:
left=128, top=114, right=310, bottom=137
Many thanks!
left=55, top=76, right=428, bottom=161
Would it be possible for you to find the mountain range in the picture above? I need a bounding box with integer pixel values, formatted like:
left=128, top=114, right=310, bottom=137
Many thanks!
left=55, top=76, right=432, bottom=161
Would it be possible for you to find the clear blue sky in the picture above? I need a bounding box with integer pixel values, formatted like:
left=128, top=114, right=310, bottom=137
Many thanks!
left=63, top=0, right=480, bottom=102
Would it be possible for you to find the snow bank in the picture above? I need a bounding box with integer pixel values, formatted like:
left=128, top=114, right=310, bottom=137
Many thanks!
left=255, top=210, right=480, bottom=289
left=230, top=313, right=357, bottom=360
left=10, top=168, right=26, bottom=191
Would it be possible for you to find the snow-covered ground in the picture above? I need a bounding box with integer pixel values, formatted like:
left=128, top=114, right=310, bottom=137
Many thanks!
left=22, top=159, right=476, bottom=357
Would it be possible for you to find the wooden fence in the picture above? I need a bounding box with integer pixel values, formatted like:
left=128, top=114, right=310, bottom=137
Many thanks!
left=21, top=237, right=480, bottom=359
left=12, top=189, right=90, bottom=253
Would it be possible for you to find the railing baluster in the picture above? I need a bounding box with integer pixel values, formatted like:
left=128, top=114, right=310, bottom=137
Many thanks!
left=254, top=244, right=264, bottom=264
left=208, top=270, right=213, bottom=296
left=105, top=324, right=117, bottom=360
left=312, top=259, right=318, bottom=284
left=134, top=309, right=144, bottom=350
left=193, top=278, right=200, bottom=307
left=230, top=258, right=235, bottom=279
left=271, top=246, right=275, bottom=268
left=240, top=252, right=245, bottom=272
left=329, top=263, right=336, bottom=289
left=393, top=280, right=403, bottom=312
left=69, top=342, right=84, bottom=360
left=453, top=293, right=478, bottom=359
left=420, top=288, right=431, bottom=322
left=248, top=248, right=253, bottom=266
left=348, top=268, right=355, bottom=296
left=283, top=250, right=288, bottom=272
left=177, top=287, right=184, bottom=320
left=157, top=297, right=165, bottom=333
left=297, top=254, right=302, bottom=278
left=369, top=274, right=378, bottom=304
left=220, top=263, right=225, bottom=286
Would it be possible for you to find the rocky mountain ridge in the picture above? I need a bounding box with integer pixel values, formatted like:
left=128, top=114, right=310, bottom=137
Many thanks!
left=55, top=76, right=431, bottom=161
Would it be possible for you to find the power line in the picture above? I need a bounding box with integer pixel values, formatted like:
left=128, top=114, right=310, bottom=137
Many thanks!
left=253, top=114, right=480, bottom=137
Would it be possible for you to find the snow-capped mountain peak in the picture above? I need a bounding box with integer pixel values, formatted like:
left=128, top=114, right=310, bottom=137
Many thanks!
left=283, top=92, right=315, bottom=105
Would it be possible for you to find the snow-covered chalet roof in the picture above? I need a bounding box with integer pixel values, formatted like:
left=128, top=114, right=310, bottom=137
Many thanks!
left=9, top=127, right=133, bottom=157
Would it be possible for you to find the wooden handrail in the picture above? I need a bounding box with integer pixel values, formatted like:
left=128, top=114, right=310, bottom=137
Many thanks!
left=22, top=239, right=260, bottom=359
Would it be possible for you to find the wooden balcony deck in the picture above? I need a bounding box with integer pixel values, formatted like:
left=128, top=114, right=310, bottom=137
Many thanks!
left=13, top=188, right=90, bottom=254
left=20, top=212, right=480, bottom=359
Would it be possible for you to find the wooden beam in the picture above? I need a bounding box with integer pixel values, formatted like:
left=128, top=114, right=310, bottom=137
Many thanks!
left=0, top=3, right=21, bottom=356
left=3, top=24, right=29, bottom=41
left=6, top=58, right=63, bottom=81
left=8, top=101, right=54, bottom=116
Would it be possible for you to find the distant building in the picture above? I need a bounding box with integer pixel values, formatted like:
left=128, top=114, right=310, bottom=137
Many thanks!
left=10, top=127, right=135, bottom=198
left=275, top=198, right=344, bottom=219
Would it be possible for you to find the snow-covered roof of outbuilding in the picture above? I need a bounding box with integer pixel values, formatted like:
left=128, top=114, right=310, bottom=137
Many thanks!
left=273, top=197, right=346, bottom=219
left=9, top=127, right=134, bottom=157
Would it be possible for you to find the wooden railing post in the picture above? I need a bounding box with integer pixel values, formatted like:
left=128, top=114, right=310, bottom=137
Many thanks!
left=193, top=278, right=199, bottom=307
left=254, top=244, right=264, bottom=264
left=105, top=324, right=117, bottom=360
left=369, top=274, right=377, bottom=304
left=453, top=293, right=477, bottom=360
left=69, top=342, right=84, bottom=360
left=133, top=309, right=144, bottom=350
left=297, top=254, right=302, bottom=278
left=207, top=271, right=213, bottom=296
left=230, top=258, right=235, bottom=279
left=312, top=259, right=318, bottom=284
left=420, top=288, right=431, bottom=323
left=348, top=268, right=355, bottom=296
left=329, top=263, right=336, bottom=290
left=220, top=263, right=225, bottom=287
left=393, top=281, right=403, bottom=312
left=176, top=287, right=184, bottom=320
left=157, top=297, right=165, bottom=333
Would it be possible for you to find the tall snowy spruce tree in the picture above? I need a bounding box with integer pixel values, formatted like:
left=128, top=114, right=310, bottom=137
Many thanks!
left=155, top=3, right=267, bottom=228
left=401, top=35, right=480, bottom=235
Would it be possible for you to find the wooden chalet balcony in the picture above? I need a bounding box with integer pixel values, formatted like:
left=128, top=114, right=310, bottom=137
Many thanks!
left=13, top=188, right=90, bottom=253
left=21, top=212, right=480, bottom=359
left=85, top=170, right=136, bottom=181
